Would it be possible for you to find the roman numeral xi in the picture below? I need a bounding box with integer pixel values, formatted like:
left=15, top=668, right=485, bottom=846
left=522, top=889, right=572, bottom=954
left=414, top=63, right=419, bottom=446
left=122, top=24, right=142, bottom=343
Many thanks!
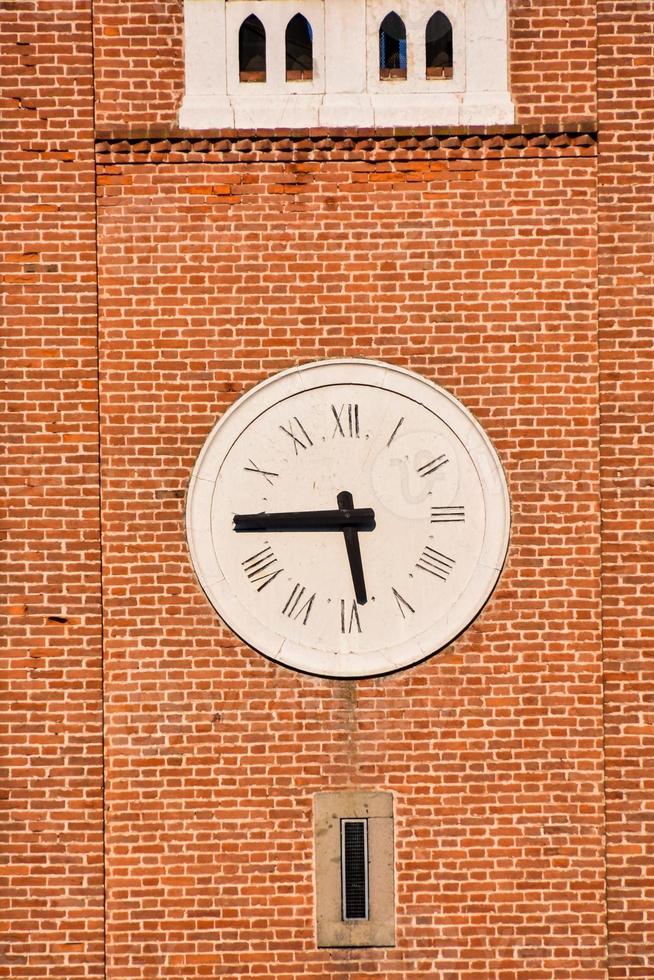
left=280, top=417, right=313, bottom=454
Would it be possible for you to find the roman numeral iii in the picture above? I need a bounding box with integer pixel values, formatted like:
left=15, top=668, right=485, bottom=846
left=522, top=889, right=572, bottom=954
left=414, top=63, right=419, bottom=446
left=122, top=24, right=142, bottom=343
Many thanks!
left=282, top=583, right=316, bottom=626
left=331, top=403, right=359, bottom=438
left=415, top=546, right=455, bottom=581
left=242, top=545, right=283, bottom=591
left=431, top=506, right=465, bottom=523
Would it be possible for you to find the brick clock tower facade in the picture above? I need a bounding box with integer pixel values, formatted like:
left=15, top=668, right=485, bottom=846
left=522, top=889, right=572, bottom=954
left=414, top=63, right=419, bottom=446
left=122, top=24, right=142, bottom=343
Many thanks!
left=3, top=2, right=653, bottom=978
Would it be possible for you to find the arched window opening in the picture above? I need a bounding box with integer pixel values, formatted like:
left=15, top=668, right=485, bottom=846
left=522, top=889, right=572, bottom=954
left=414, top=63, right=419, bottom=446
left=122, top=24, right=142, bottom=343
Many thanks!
left=239, top=14, right=266, bottom=82
left=426, top=11, right=453, bottom=78
left=286, top=13, right=313, bottom=81
left=379, top=12, right=407, bottom=79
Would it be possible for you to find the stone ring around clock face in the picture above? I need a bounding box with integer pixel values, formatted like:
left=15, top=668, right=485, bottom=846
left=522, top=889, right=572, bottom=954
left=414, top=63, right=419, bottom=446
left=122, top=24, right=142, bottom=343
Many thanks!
left=186, top=358, right=511, bottom=679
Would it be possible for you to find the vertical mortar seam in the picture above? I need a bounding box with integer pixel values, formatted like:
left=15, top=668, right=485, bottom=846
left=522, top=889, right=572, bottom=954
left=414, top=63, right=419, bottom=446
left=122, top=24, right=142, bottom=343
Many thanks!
left=88, top=1, right=108, bottom=977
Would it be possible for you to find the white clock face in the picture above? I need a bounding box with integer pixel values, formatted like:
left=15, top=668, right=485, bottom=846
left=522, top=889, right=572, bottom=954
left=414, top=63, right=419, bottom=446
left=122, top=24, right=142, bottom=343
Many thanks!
left=186, top=360, right=510, bottom=678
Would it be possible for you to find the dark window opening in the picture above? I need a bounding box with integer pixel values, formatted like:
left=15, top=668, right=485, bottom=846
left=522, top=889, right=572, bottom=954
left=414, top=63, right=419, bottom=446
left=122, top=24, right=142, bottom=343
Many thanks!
left=341, top=819, right=369, bottom=920
left=239, top=14, right=266, bottom=82
left=379, top=12, right=407, bottom=79
left=286, top=13, right=313, bottom=81
left=426, top=11, right=453, bottom=78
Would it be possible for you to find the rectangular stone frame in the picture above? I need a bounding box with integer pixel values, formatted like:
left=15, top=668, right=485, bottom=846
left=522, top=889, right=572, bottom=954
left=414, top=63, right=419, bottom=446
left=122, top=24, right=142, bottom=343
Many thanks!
left=314, top=791, right=395, bottom=948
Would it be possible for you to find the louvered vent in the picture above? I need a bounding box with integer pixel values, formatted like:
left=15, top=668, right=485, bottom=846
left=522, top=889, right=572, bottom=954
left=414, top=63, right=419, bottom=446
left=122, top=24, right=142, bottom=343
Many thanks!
left=341, top=819, right=369, bottom=920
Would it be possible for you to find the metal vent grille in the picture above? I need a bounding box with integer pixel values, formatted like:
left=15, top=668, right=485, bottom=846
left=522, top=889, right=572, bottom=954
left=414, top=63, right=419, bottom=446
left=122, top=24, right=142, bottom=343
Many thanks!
left=341, top=819, right=369, bottom=920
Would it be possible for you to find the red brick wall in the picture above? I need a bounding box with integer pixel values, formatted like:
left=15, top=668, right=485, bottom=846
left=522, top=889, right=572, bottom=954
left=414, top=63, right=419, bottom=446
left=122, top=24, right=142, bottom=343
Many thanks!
left=97, top=153, right=606, bottom=979
left=92, top=0, right=597, bottom=132
left=598, top=4, right=654, bottom=978
left=6, top=0, right=654, bottom=974
left=509, top=0, right=596, bottom=127
left=93, top=0, right=183, bottom=131
left=1, top=1, right=104, bottom=977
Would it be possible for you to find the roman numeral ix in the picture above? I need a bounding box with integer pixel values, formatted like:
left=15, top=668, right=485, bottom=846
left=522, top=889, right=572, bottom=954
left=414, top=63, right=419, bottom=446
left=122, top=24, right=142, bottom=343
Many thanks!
left=282, top=583, right=316, bottom=626
left=431, top=506, right=465, bottom=523
left=415, top=546, right=455, bottom=581
left=242, top=545, right=283, bottom=591
left=280, top=417, right=313, bottom=454
left=331, top=403, right=360, bottom=438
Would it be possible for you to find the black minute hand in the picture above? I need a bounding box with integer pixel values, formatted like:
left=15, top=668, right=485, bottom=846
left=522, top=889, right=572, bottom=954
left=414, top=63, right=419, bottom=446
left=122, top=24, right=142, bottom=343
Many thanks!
left=233, top=507, right=375, bottom=533
left=337, top=490, right=368, bottom=605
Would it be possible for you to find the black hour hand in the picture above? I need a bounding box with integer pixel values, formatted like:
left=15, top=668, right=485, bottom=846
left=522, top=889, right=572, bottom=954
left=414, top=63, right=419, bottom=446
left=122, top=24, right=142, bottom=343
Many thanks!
left=233, top=507, right=375, bottom=533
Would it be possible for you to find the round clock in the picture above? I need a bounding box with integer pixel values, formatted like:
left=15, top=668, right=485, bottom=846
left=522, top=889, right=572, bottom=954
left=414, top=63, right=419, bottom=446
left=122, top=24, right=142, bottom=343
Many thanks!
left=186, top=359, right=510, bottom=678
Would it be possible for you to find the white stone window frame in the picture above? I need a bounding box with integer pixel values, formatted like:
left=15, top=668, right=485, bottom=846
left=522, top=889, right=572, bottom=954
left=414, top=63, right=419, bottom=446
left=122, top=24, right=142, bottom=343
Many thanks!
left=179, top=0, right=515, bottom=130
left=367, top=0, right=464, bottom=95
left=226, top=1, right=326, bottom=96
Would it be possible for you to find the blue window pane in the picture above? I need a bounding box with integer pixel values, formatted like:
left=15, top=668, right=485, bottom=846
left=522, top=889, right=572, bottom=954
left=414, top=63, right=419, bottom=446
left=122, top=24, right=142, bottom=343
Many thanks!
left=379, top=12, right=407, bottom=74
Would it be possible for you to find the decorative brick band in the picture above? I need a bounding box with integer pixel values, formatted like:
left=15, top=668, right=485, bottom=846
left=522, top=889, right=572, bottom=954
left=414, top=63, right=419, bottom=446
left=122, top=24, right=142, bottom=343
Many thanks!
left=95, top=130, right=598, bottom=165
